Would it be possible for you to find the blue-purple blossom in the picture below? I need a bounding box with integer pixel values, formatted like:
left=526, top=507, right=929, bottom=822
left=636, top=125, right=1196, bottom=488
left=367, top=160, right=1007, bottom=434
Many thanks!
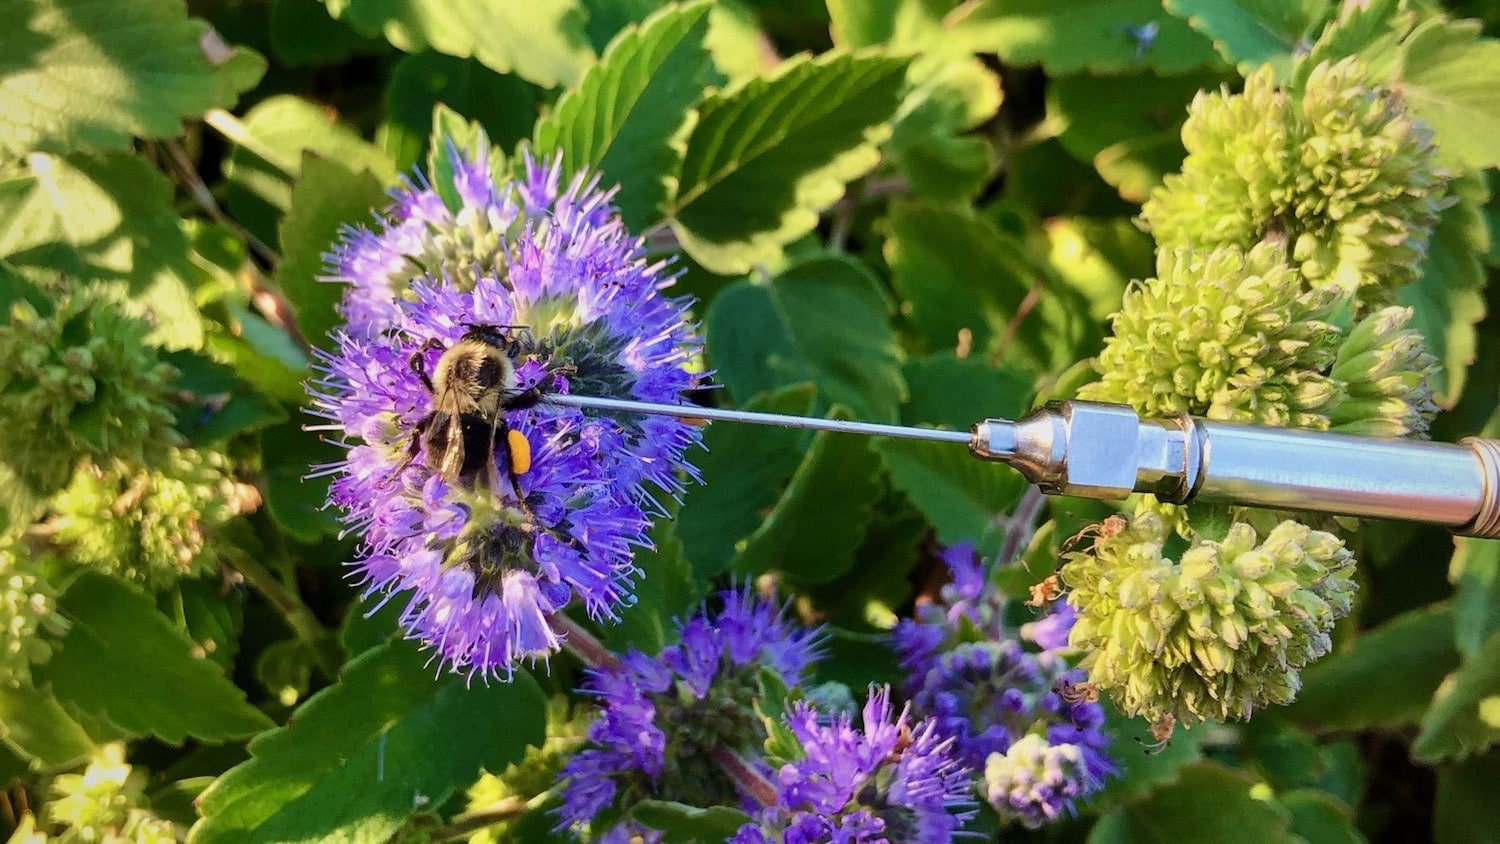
left=894, top=542, right=1113, bottom=827
left=557, top=586, right=824, bottom=840
left=733, top=686, right=975, bottom=844
left=311, top=148, right=702, bottom=679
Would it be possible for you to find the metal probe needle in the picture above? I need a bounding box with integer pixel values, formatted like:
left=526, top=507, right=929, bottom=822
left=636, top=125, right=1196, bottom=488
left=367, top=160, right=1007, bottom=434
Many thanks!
left=546, top=394, right=973, bottom=445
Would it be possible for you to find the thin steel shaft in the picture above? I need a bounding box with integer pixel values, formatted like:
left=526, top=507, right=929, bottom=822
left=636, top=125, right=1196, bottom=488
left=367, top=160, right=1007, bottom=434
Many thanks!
left=547, top=394, right=975, bottom=445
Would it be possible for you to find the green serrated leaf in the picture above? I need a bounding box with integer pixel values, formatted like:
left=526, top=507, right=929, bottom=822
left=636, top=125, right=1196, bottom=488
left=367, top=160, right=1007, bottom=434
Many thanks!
left=732, top=407, right=883, bottom=584
left=885, top=200, right=1086, bottom=372
left=1436, top=751, right=1500, bottom=844
left=950, top=0, right=1224, bottom=75
left=1454, top=532, right=1500, bottom=666
left=277, top=153, right=389, bottom=350
left=1280, top=789, right=1366, bottom=844
left=677, top=384, right=816, bottom=578
left=667, top=51, right=909, bottom=275
left=1413, top=628, right=1500, bottom=762
left=887, top=49, right=1002, bottom=204
left=631, top=800, right=753, bottom=842
left=162, top=578, right=245, bottom=673
left=270, top=0, right=381, bottom=67
left=191, top=640, right=546, bottom=844
left=873, top=437, right=1026, bottom=553
left=1294, top=0, right=1406, bottom=88
left=1393, top=17, right=1500, bottom=171
left=1162, top=0, right=1331, bottom=76
left=535, top=2, right=720, bottom=231
left=380, top=52, right=537, bottom=174
left=0, top=685, right=96, bottom=772
left=222, top=95, right=396, bottom=246
left=0, top=0, right=265, bottom=154
left=707, top=255, right=907, bottom=422
left=0, top=152, right=206, bottom=348
left=1286, top=603, right=1460, bottom=732
left=330, top=0, right=594, bottom=88
left=262, top=419, right=344, bottom=542
left=256, top=639, right=316, bottom=708
left=37, top=574, right=273, bottom=745
left=606, top=516, right=702, bottom=654
left=1400, top=172, right=1489, bottom=407
left=163, top=350, right=287, bottom=447
left=901, top=353, right=1033, bottom=432
left=1094, top=703, right=1207, bottom=805
left=1050, top=71, right=1227, bottom=204
left=1090, top=761, right=1296, bottom=843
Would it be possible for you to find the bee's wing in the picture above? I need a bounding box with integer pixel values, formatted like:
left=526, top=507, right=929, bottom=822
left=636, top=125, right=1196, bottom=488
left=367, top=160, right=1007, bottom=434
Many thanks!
left=432, top=387, right=469, bottom=481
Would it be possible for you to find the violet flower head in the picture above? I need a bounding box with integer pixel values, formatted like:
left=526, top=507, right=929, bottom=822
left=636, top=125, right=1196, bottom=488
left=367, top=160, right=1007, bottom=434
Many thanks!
left=557, top=586, right=824, bottom=841
left=733, top=686, right=975, bottom=844
left=894, top=542, right=1114, bottom=827
left=311, top=148, right=703, bottom=680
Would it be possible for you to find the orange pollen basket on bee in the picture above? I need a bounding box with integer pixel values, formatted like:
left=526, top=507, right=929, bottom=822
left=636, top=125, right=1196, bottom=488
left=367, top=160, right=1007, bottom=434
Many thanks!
left=507, top=429, right=533, bottom=475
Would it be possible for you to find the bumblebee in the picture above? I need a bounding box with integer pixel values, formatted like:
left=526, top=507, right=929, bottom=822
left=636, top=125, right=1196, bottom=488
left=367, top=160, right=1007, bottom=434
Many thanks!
left=401, top=324, right=566, bottom=503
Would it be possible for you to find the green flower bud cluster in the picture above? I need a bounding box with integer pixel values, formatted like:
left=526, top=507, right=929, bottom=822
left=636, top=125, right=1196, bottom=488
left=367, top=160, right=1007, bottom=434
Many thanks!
left=0, top=540, right=68, bottom=689
left=0, top=295, right=180, bottom=496
left=1142, top=59, right=1450, bottom=300
left=1061, top=512, right=1356, bottom=725
left=1079, top=243, right=1440, bottom=438
left=48, top=448, right=248, bottom=589
left=43, top=743, right=182, bottom=843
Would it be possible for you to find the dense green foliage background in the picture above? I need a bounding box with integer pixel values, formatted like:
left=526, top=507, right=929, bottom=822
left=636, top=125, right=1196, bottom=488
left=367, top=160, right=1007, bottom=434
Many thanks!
left=3, top=0, right=1500, bottom=841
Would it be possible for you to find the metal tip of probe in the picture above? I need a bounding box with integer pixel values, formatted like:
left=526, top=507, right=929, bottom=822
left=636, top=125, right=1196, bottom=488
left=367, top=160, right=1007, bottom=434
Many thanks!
left=548, top=393, right=977, bottom=446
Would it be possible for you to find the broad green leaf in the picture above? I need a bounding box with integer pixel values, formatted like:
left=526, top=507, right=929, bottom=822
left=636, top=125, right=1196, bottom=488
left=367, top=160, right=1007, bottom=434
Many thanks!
left=1162, top=0, right=1331, bottom=76
left=1090, top=762, right=1295, bottom=843
left=632, top=801, right=754, bottom=842
left=0, top=0, right=265, bottom=154
left=161, top=578, right=246, bottom=674
left=1094, top=703, right=1207, bottom=805
left=535, top=3, right=718, bottom=231
left=1453, top=535, right=1500, bottom=661
left=191, top=640, right=546, bottom=844
left=276, top=153, right=389, bottom=350
left=1394, top=18, right=1500, bottom=170
left=949, top=0, right=1224, bottom=75
left=328, top=0, right=594, bottom=88
left=1400, top=172, right=1489, bottom=407
left=812, top=492, right=926, bottom=630
left=677, top=385, right=816, bottom=578
left=1043, top=217, right=1154, bottom=324
left=37, top=574, right=273, bottom=745
left=885, top=200, right=1095, bottom=373
left=1294, top=0, right=1407, bottom=86
left=607, top=516, right=703, bottom=654
left=1280, top=789, right=1366, bottom=844
left=262, top=419, right=344, bottom=542
left=380, top=52, right=538, bottom=172
left=1435, top=751, right=1500, bottom=844
left=901, top=353, right=1033, bottom=432
left=162, top=351, right=287, bottom=447
left=704, top=1, right=772, bottom=85
left=1049, top=72, right=1227, bottom=204
left=667, top=52, right=909, bottom=275
left=873, top=437, right=1026, bottom=553
left=270, top=0, right=381, bottom=67
left=1413, top=628, right=1500, bottom=762
left=706, top=256, right=907, bottom=422
left=222, top=95, right=395, bottom=246
left=0, top=685, right=96, bottom=772
left=0, top=153, right=206, bottom=348
left=887, top=51, right=1001, bottom=204
left=733, top=406, right=884, bottom=585
left=1286, top=603, right=1460, bottom=732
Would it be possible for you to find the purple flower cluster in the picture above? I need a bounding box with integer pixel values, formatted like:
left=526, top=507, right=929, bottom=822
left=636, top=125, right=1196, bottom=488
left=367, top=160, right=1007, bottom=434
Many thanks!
left=557, top=586, right=824, bottom=840
left=733, top=686, right=975, bottom=844
left=894, top=543, right=1113, bottom=828
left=312, top=144, right=702, bottom=679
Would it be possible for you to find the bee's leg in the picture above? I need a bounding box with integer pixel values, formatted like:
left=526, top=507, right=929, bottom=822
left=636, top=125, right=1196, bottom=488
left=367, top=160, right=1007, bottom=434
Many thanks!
left=501, top=363, right=576, bottom=412
left=383, top=413, right=432, bottom=487
left=408, top=338, right=444, bottom=392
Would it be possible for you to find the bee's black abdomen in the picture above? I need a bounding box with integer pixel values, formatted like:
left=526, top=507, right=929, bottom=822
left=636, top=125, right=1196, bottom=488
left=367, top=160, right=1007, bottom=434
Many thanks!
left=458, top=412, right=495, bottom=478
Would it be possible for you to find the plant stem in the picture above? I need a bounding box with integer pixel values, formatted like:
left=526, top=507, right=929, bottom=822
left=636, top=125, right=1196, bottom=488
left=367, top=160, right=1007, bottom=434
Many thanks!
left=712, top=745, right=778, bottom=808
left=229, top=551, right=339, bottom=675
left=430, top=797, right=527, bottom=841
left=551, top=613, right=622, bottom=672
